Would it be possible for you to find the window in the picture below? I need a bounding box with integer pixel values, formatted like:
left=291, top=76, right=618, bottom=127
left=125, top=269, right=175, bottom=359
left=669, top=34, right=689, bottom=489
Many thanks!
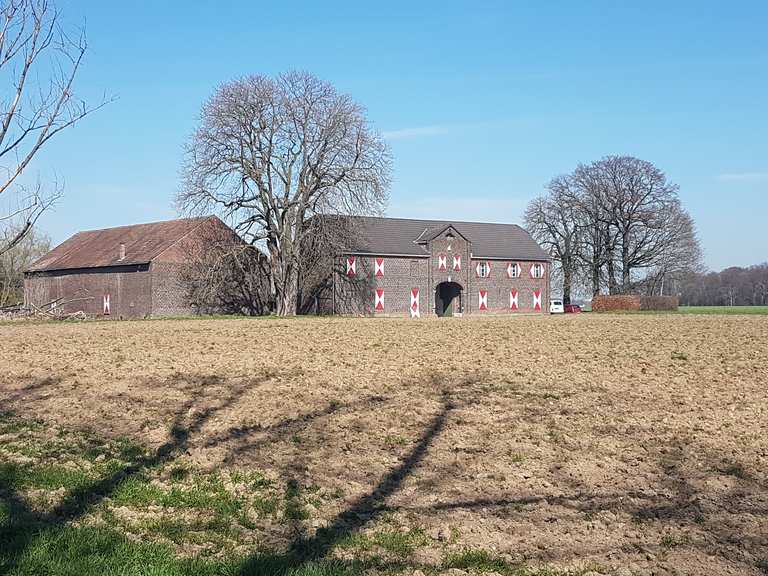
left=478, top=261, right=490, bottom=278
left=532, top=263, right=544, bottom=279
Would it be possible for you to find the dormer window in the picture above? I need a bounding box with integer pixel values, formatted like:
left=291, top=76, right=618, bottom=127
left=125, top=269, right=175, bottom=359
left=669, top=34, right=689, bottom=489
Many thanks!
left=118, top=243, right=126, bottom=261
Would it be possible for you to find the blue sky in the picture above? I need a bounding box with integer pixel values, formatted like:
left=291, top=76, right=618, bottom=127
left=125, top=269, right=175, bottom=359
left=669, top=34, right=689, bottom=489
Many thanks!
left=25, top=1, right=768, bottom=270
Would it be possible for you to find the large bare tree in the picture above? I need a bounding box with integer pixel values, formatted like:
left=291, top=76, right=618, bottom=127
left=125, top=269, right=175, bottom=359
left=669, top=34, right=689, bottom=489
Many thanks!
left=178, top=71, right=390, bottom=315
left=591, top=156, right=682, bottom=291
left=524, top=176, right=582, bottom=304
left=0, top=0, right=108, bottom=256
left=527, top=156, right=702, bottom=297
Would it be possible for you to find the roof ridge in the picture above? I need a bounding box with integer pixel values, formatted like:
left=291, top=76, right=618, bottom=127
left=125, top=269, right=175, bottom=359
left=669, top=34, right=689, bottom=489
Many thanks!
left=348, top=214, right=523, bottom=228
left=73, top=215, right=213, bottom=236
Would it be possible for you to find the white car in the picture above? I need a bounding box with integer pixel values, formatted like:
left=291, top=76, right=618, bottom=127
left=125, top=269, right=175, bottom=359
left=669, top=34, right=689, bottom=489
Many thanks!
left=550, top=299, right=564, bottom=314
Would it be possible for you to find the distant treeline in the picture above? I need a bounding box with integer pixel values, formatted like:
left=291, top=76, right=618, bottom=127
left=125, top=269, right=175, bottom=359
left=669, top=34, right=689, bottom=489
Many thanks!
left=680, top=263, right=768, bottom=306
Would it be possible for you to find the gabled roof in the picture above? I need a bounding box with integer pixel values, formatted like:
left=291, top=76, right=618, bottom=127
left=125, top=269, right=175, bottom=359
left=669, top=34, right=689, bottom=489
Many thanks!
left=344, top=216, right=550, bottom=260
left=26, top=216, right=220, bottom=273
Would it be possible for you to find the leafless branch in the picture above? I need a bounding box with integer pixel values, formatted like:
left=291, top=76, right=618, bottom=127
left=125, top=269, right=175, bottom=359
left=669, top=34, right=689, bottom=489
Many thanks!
left=0, top=0, right=112, bottom=256
left=177, top=71, right=390, bottom=315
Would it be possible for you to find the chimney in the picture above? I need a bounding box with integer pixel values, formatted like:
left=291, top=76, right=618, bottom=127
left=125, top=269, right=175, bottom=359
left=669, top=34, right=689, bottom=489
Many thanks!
left=119, top=243, right=126, bottom=261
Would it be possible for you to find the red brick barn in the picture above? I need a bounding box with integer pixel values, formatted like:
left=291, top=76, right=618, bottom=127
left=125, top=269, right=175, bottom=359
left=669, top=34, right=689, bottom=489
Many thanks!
left=24, top=216, right=235, bottom=318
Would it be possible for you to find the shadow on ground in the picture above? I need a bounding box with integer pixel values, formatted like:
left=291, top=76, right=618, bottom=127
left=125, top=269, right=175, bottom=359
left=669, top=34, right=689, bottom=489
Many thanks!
left=0, top=372, right=461, bottom=575
left=1, top=371, right=767, bottom=575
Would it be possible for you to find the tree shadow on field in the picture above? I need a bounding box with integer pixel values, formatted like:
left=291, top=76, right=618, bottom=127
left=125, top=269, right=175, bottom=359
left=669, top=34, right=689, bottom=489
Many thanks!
left=237, top=385, right=462, bottom=574
left=389, top=443, right=768, bottom=570
left=0, top=371, right=470, bottom=575
left=0, top=370, right=274, bottom=573
left=0, top=375, right=63, bottom=406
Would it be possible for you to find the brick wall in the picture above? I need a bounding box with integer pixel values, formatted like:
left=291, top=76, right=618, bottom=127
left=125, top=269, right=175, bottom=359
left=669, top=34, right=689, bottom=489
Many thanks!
left=468, top=259, right=549, bottom=314
left=334, top=255, right=429, bottom=315
left=332, top=226, right=550, bottom=317
left=150, top=262, right=196, bottom=317
left=427, top=230, right=471, bottom=314
left=24, top=265, right=152, bottom=318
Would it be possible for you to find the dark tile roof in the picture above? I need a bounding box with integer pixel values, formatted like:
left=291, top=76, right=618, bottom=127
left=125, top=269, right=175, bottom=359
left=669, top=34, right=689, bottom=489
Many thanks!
left=344, top=216, right=550, bottom=260
left=26, top=216, right=217, bottom=272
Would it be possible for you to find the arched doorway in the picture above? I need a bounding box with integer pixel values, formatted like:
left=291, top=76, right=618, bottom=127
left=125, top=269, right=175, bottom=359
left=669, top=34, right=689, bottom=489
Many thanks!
left=435, top=281, right=463, bottom=317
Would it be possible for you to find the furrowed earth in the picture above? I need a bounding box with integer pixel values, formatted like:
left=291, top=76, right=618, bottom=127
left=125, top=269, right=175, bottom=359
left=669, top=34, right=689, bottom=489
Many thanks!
left=1, top=314, right=767, bottom=575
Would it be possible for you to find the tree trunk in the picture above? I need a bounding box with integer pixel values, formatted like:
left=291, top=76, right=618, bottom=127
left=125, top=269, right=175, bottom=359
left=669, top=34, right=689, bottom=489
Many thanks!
left=591, top=253, right=601, bottom=296
left=276, top=269, right=299, bottom=315
left=621, top=229, right=631, bottom=292
left=562, top=256, right=572, bottom=305
left=607, top=259, right=618, bottom=294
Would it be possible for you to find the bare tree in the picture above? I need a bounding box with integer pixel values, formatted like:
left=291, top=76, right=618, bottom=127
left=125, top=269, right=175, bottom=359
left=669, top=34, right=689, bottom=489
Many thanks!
left=680, top=263, right=768, bottom=306
left=0, top=0, right=109, bottom=256
left=590, top=156, right=681, bottom=291
left=530, top=156, right=702, bottom=297
left=641, top=201, right=703, bottom=296
left=181, top=242, right=271, bottom=316
left=524, top=176, right=582, bottom=304
left=176, top=217, right=271, bottom=316
left=178, top=71, right=390, bottom=316
left=0, top=224, right=49, bottom=306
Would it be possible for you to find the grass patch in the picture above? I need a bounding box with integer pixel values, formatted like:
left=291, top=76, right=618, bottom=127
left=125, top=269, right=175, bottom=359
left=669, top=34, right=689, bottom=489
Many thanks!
left=112, top=476, right=242, bottom=515
left=1, top=523, right=367, bottom=575
left=0, top=461, right=91, bottom=491
left=679, top=306, right=768, bottom=315
left=337, top=528, right=427, bottom=558
left=284, top=480, right=310, bottom=521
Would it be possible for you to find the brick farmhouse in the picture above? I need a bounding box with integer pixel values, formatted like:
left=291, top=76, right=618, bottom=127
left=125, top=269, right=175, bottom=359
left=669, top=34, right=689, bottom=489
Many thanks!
left=24, top=216, right=233, bottom=318
left=331, top=217, right=551, bottom=316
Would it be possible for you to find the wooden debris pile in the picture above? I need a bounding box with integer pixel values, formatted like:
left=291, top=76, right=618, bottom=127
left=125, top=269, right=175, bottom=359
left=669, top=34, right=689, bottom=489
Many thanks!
left=0, top=296, right=92, bottom=321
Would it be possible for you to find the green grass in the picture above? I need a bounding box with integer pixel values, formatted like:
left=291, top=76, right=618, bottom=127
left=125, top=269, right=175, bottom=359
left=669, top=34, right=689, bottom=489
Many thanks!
left=679, top=305, right=768, bottom=315
left=0, top=412, right=599, bottom=576
left=1, top=524, right=366, bottom=576
left=336, top=528, right=428, bottom=558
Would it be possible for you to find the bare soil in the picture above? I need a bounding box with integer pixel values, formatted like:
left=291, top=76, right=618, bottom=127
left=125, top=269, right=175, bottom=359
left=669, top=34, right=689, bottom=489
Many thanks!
left=1, top=314, right=767, bottom=575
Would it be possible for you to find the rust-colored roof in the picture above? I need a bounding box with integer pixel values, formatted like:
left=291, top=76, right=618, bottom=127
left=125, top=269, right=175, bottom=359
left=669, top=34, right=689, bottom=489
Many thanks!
left=26, top=216, right=220, bottom=272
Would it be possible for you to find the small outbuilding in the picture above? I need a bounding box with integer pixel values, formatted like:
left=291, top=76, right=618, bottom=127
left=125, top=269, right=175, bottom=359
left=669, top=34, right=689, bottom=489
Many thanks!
left=24, top=216, right=233, bottom=318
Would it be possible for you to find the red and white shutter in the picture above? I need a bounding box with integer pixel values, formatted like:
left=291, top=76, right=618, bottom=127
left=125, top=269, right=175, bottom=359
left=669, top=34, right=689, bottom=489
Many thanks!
left=485, top=261, right=491, bottom=277
left=410, top=288, right=420, bottom=318
left=375, top=288, right=385, bottom=311
left=452, top=255, right=461, bottom=271
left=438, top=254, right=447, bottom=271
left=374, top=257, right=384, bottom=277
left=346, top=256, right=357, bottom=277
left=530, top=263, right=537, bottom=278
left=533, top=290, right=542, bottom=311
left=509, top=290, right=518, bottom=310
left=475, top=261, right=482, bottom=277
left=103, top=294, right=111, bottom=315
left=479, top=289, right=488, bottom=311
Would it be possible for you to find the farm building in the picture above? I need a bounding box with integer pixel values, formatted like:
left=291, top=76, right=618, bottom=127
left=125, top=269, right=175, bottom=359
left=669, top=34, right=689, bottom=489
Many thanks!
left=331, top=216, right=550, bottom=316
left=24, top=216, right=235, bottom=319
